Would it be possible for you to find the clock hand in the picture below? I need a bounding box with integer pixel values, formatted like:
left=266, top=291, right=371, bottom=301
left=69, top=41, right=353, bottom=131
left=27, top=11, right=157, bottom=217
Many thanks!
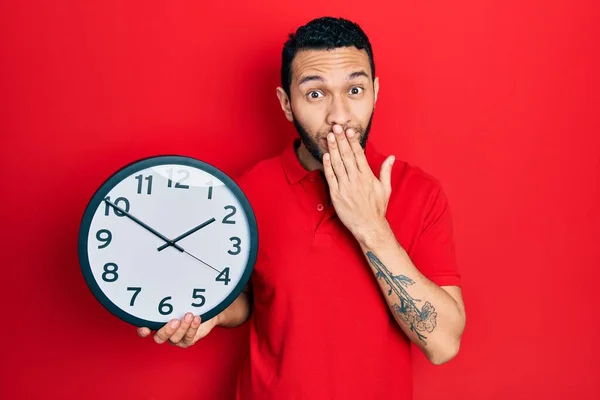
left=182, top=249, right=224, bottom=274
left=105, top=199, right=223, bottom=275
left=103, top=198, right=185, bottom=252
left=157, top=217, right=216, bottom=251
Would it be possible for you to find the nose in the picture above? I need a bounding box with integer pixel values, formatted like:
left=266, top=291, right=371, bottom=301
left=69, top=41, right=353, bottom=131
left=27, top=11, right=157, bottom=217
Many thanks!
left=325, top=94, right=351, bottom=128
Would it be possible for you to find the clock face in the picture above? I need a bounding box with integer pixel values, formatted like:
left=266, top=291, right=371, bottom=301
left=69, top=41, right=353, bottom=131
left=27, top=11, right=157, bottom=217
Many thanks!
left=78, top=156, right=257, bottom=330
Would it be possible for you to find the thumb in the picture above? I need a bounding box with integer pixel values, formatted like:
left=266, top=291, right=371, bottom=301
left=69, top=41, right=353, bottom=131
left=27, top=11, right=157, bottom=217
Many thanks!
left=379, top=155, right=395, bottom=196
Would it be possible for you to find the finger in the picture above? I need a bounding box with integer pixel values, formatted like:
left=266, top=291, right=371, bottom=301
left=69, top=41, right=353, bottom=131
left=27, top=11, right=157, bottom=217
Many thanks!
left=137, top=327, right=151, bottom=338
left=322, top=153, right=338, bottom=191
left=182, top=315, right=202, bottom=346
left=153, top=319, right=181, bottom=344
left=332, top=124, right=358, bottom=178
left=379, top=155, right=395, bottom=197
left=327, top=132, right=348, bottom=182
left=346, top=128, right=369, bottom=173
left=168, top=313, right=194, bottom=344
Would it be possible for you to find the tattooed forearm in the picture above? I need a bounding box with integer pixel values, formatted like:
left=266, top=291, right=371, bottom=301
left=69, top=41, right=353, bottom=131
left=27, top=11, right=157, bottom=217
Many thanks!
left=366, top=251, right=438, bottom=345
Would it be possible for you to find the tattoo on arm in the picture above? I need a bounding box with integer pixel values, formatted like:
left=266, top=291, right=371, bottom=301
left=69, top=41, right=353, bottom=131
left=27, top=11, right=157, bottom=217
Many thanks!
left=366, top=251, right=437, bottom=345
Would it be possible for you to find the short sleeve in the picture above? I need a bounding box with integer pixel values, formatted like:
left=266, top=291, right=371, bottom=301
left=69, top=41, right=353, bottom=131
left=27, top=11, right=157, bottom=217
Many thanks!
left=410, top=184, right=461, bottom=287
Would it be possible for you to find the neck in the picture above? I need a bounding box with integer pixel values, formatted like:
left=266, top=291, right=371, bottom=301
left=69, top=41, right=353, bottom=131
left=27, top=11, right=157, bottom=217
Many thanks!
left=296, top=141, right=323, bottom=172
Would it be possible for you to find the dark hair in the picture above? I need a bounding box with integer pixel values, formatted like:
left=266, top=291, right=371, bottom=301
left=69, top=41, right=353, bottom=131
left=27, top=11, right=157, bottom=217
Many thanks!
left=281, top=17, right=375, bottom=98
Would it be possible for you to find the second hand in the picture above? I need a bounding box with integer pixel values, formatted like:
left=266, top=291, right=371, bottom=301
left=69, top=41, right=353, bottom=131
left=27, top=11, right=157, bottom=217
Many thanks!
left=182, top=250, right=222, bottom=274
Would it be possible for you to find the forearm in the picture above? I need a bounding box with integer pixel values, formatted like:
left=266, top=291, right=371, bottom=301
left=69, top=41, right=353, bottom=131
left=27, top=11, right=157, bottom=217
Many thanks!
left=356, top=221, right=465, bottom=365
left=215, top=291, right=252, bottom=328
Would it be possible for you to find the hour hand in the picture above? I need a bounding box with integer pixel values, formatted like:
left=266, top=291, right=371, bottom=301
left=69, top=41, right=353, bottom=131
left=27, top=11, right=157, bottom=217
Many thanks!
left=157, top=217, right=216, bottom=251
left=103, top=198, right=185, bottom=252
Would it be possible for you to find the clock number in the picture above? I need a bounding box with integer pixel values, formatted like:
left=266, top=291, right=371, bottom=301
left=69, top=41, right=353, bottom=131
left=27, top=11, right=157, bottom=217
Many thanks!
left=216, top=267, right=231, bottom=285
left=158, top=296, right=174, bottom=315
left=228, top=237, right=241, bottom=255
left=104, top=196, right=130, bottom=217
left=167, top=168, right=190, bottom=189
left=127, top=287, right=141, bottom=306
left=191, top=288, right=206, bottom=307
left=135, top=174, right=153, bottom=195
left=102, top=263, right=119, bottom=282
left=207, top=180, right=213, bottom=200
left=222, top=205, right=236, bottom=224
left=96, top=229, right=112, bottom=248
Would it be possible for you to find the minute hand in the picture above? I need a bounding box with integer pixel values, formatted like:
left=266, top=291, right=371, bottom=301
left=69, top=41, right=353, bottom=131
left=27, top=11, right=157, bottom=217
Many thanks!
left=103, top=198, right=184, bottom=252
left=157, top=217, right=216, bottom=251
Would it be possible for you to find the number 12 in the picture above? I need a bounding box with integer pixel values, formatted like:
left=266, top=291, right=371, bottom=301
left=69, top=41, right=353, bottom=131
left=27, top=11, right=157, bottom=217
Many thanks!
left=167, top=168, right=190, bottom=189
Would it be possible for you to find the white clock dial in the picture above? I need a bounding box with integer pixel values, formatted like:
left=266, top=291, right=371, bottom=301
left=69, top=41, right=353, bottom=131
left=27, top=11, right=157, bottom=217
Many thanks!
left=78, top=156, right=257, bottom=330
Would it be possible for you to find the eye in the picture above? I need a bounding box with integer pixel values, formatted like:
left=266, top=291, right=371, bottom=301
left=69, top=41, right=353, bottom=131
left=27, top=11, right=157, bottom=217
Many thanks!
left=349, top=86, right=364, bottom=95
left=307, top=91, right=324, bottom=100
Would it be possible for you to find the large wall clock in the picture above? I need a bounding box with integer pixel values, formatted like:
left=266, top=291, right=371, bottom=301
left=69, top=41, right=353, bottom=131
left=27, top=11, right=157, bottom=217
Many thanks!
left=78, top=155, right=257, bottom=330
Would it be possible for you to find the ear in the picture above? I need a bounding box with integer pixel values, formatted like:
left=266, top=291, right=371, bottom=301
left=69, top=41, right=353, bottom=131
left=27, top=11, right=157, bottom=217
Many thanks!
left=373, top=76, right=379, bottom=107
left=276, top=87, right=294, bottom=122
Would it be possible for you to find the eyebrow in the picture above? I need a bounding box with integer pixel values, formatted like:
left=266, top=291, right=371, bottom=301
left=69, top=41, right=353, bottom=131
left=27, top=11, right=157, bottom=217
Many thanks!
left=297, top=70, right=370, bottom=86
left=347, top=70, right=369, bottom=80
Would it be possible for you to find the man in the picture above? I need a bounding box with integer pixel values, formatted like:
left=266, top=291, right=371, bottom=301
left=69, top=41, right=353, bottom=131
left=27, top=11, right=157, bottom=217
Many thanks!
left=138, top=16, right=466, bottom=400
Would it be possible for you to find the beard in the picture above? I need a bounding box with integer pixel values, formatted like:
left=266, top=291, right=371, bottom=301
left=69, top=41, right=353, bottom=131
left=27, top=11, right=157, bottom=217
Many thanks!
left=292, top=110, right=374, bottom=164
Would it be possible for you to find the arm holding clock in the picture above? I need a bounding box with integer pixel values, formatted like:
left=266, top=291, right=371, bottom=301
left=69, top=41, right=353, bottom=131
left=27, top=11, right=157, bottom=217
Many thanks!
left=323, top=125, right=466, bottom=365
left=137, top=285, right=253, bottom=348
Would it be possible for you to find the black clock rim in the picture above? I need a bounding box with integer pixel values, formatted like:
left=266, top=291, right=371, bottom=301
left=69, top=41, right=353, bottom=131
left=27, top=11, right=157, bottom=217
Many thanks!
left=77, top=154, right=258, bottom=331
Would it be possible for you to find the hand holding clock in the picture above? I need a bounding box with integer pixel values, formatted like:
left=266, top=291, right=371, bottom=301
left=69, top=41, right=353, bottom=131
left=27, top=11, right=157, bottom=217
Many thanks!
left=137, top=311, right=219, bottom=348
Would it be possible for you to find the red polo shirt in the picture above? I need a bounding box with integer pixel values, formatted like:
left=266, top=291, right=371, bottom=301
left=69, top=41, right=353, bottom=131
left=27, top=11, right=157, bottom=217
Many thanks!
left=234, top=138, right=461, bottom=400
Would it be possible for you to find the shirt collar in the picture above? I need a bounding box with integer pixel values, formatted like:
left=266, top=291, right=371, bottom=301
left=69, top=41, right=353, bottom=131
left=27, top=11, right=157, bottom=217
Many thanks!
left=280, top=138, right=385, bottom=185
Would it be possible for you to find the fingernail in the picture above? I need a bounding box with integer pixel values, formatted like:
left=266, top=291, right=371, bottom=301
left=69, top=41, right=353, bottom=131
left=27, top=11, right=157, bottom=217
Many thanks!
left=185, top=313, right=192, bottom=322
left=347, top=129, right=354, bottom=138
left=328, top=133, right=335, bottom=142
left=171, top=320, right=179, bottom=328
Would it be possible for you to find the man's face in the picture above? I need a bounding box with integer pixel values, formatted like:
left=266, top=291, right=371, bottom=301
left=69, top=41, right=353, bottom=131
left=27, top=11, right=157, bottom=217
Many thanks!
left=278, top=46, right=379, bottom=163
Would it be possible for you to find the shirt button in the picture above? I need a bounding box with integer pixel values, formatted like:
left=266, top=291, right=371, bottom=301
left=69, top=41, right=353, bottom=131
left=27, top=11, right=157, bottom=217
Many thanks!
left=317, top=204, right=324, bottom=211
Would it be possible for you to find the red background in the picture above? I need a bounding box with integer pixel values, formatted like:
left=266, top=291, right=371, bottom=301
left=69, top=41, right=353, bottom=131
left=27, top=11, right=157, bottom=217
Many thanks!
left=1, top=1, right=599, bottom=399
